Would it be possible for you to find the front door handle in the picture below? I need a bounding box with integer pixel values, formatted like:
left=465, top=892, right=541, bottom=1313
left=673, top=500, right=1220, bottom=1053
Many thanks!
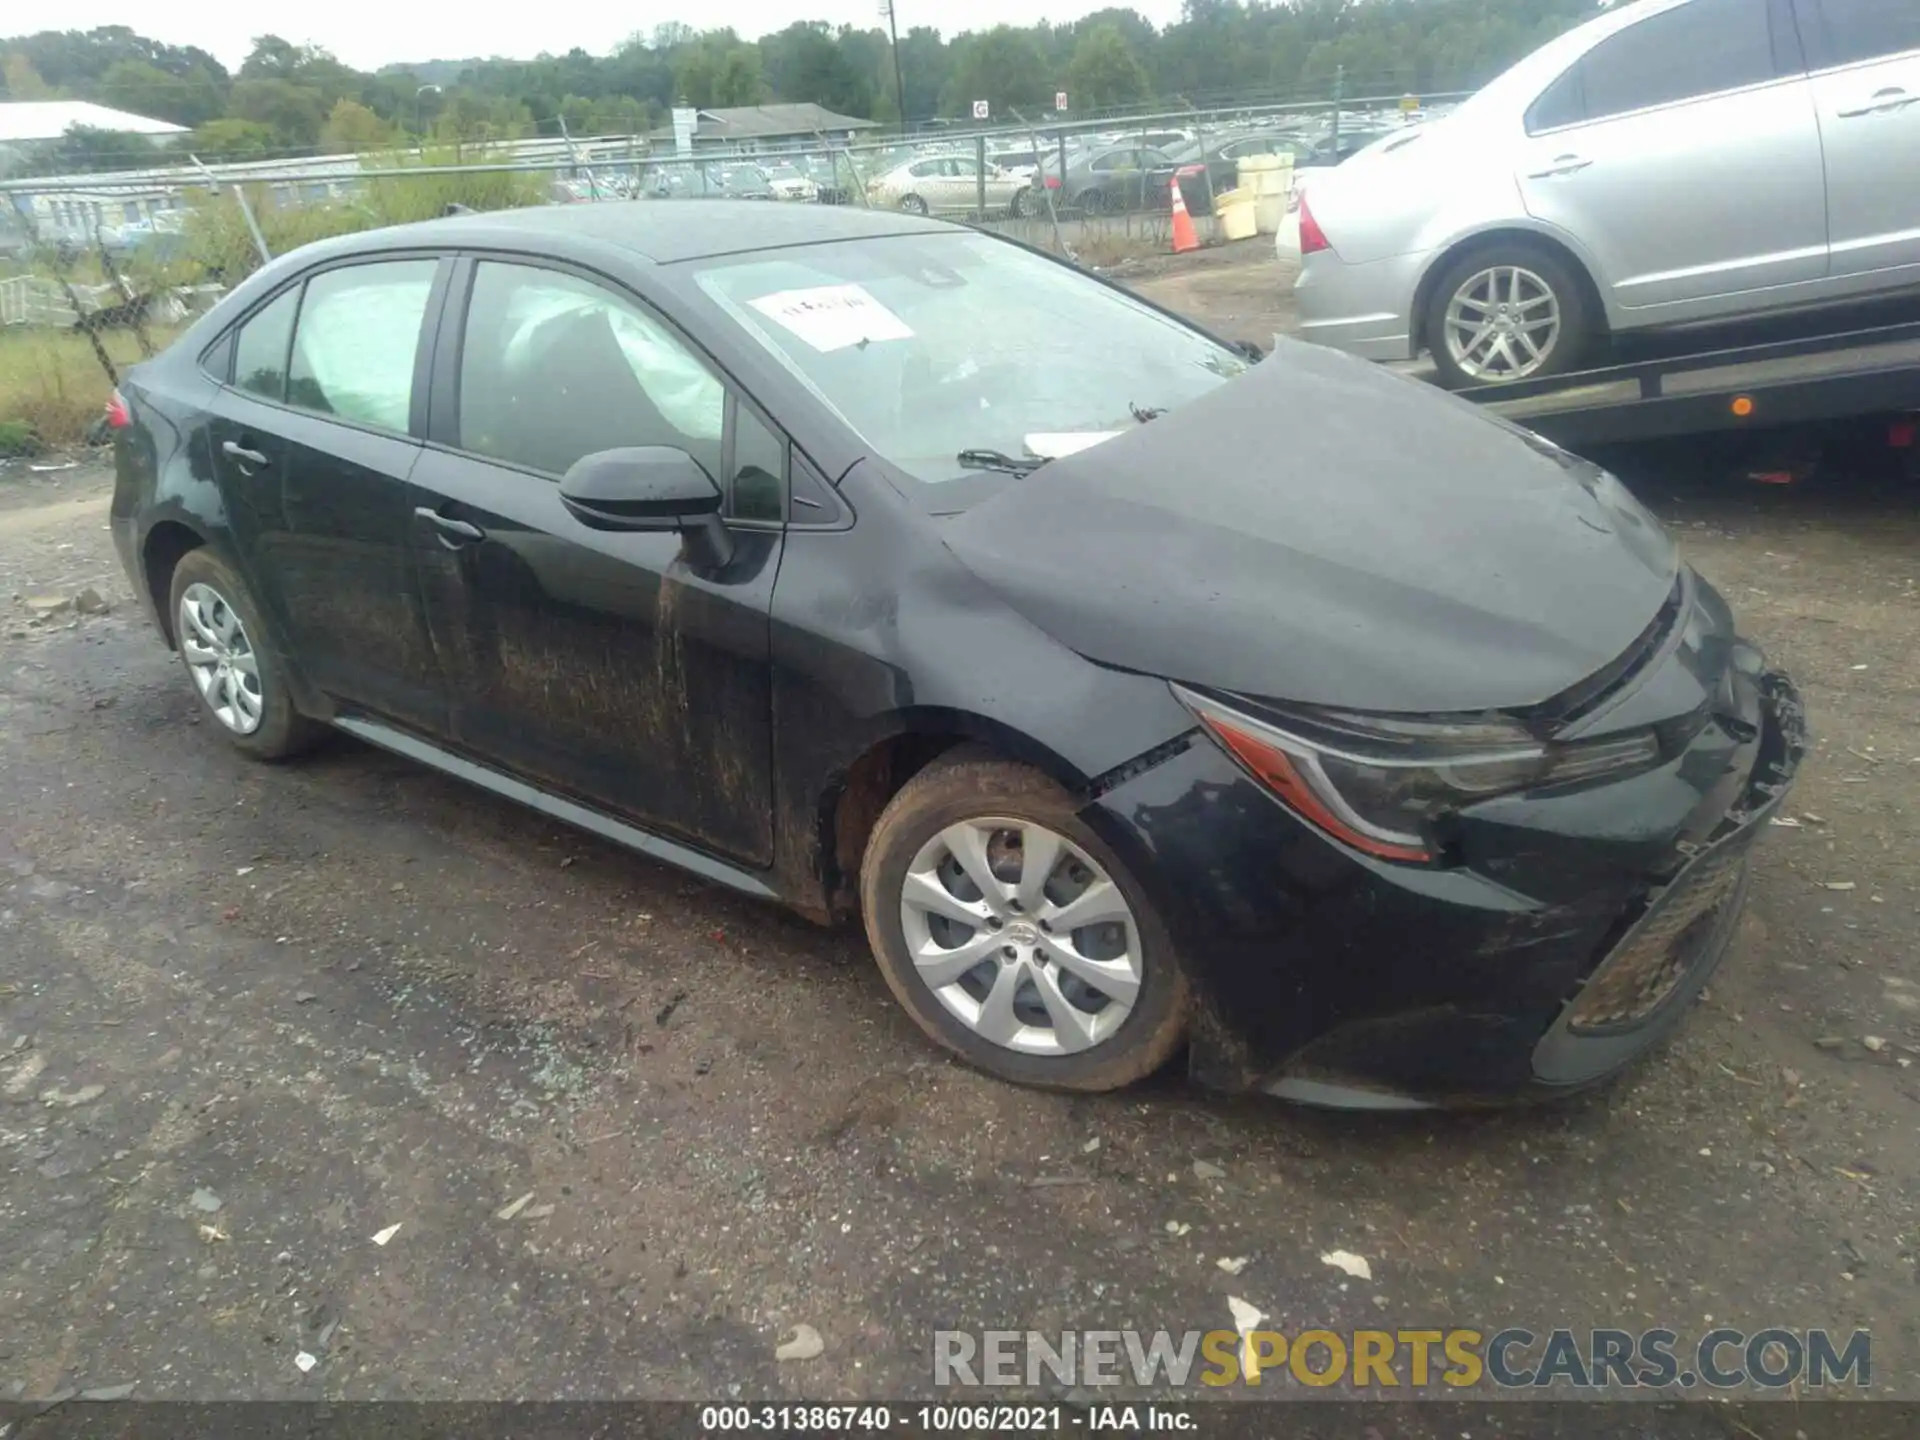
left=1837, top=87, right=1916, bottom=118
left=415, top=506, right=485, bottom=548
left=221, top=439, right=269, bottom=468
left=1527, top=154, right=1593, bottom=178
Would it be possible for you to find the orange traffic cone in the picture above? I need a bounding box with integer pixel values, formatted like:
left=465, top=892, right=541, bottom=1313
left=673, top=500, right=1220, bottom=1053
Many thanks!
left=1169, top=172, right=1200, bottom=254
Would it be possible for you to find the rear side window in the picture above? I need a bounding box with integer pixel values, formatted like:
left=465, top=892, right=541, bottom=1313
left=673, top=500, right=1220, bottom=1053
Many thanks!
left=455, top=261, right=724, bottom=481
left=1539, top=0, right=1783, bottom=128
left=286, top=259, right=437, bottom=431
left=230, top=287, right=298, bottom=400
left=1798, top=0, right=1920, bottom=65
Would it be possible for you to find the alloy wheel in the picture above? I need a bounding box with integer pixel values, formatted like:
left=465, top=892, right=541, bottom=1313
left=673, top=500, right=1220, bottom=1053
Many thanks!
left=178, top=581, right=264, bottom=735
left=1443, top=264, right=1562, bottom=382
left=897, top=817, right=1142, bottom=1056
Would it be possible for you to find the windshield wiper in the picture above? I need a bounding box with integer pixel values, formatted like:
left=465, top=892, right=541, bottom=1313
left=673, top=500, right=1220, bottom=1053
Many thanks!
left=1129, top=402, right=1165, bottom=423
left=956, top=448, right=1048, bottom=476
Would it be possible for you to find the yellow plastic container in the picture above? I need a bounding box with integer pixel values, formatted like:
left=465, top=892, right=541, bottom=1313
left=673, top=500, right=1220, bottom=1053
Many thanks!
left=1215, top=189, right=1258, bottom=241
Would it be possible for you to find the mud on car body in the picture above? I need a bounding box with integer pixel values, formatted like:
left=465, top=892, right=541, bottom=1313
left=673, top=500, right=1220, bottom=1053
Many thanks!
left=107, top=201, right=1802, bottom=1107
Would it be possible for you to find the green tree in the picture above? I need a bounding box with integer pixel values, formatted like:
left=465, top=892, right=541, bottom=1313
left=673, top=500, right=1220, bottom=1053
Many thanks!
left=941, top=28, right=1050, bottom=118
left=2, top=52, right=56, bottom=98
left=762, top=22, right=872, bottom=115
left=674, top=36, right=762, bottom=109
left=30, top=124, right=167, bottom=175
left=1066, top=26, right=1151, bottom=111
left=97, top=57, right=224, bottom=125
left=189, top=116, right=277, bottom=160
left=229, top=77, right=328, bottom=147
left=320, top=97, right=392, bottom=152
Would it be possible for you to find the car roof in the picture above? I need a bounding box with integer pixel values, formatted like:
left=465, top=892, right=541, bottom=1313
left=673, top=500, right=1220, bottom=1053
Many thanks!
left=297, top=199, right=947, bottom=267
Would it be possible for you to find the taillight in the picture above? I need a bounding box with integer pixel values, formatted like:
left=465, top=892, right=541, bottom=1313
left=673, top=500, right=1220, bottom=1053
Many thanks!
left=1297, top=193, right=1331, bottom=255
left=105, top=388, right=131, bottom=429
left=1043, top=175, right=1061, bottom=189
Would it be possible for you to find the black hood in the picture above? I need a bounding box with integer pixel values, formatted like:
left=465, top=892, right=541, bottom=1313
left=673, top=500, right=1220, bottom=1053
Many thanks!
left=941, top=338, right=1678, bottom=715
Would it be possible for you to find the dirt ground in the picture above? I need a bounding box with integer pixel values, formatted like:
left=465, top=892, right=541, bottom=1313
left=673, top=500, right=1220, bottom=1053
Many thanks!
left=2, top=243, right=1917, bottom=1422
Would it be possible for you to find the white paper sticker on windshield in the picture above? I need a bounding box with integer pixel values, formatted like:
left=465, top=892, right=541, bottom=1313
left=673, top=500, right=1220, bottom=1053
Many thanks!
left=748, top=284, right=913, bottom=352
left=1025, top=431, right=1124, bottom=458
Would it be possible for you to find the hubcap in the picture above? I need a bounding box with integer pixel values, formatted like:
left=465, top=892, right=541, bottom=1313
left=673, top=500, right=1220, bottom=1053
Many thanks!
left=898, top=818, right=1143, bottom=1056
left=178, top=582, right=264, bottom=735
left=1444, top=264, right=1561, bottom=381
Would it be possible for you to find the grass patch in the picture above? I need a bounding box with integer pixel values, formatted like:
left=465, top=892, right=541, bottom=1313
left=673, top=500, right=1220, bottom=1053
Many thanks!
left=0, top=325, right=173, bottom=449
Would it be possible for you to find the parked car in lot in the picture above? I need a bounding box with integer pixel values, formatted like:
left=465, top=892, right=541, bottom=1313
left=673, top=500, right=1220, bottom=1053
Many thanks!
left=108, top=202, right=1801, bottom=1106
left=866, top=155, right=1026, bottom=216
left=1162, top=131, right=1321, bottom=208
left=1294, top=0, right=1920, bottom=388
left=1039, top=144, right=1179, bottom=213
left=763, top=164, right=819, bottom=203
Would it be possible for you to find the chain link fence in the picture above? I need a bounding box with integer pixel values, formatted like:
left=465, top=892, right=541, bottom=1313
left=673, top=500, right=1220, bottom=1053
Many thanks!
left=0, top=90, right=1465, bottom=454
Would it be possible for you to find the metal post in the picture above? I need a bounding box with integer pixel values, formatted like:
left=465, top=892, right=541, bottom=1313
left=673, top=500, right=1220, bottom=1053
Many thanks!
left=558, top=115, right=601, bottom=200
left=975, top=133, right=987, bottom=218
left=1012, top=107, right=1067, bottom=257
left=189, top=156, right=271, bottom=267
left=1331, top=64, right=1344, bottom=159
left=883, top=0, right=908, bottom=136
left=1193, top=108, right=1216, bottom=228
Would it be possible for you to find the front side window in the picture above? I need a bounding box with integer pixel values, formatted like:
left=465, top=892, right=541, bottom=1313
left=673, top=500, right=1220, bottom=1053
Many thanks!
left=692, top=231, right=1246, bottom=496
left=286, top=259, right=437, bottom=431
left=730, top=404, right=786, bottom=522
left=1800, top=0, right=1920, bottom=65
left=456, top=261, right=725, bottom=481
left=231, top=286, right=299, bottom=400
left=1576, top=0, right=1781, bottom=122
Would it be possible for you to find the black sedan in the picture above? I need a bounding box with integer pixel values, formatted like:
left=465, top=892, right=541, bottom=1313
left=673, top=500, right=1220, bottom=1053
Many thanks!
left=107, top=202, right=1803, bottom=1106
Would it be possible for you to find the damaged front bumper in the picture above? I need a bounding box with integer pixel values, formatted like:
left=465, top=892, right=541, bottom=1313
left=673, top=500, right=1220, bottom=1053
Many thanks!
left=1083, top=657, right=1806, bottom=1109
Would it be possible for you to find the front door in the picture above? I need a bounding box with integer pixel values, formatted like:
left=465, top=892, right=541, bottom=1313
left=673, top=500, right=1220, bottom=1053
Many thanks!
left=1798, top=0, right=1920, bottom=280
left=1516, top=0, right=1827, bottom=313
left=408, top=257, right=784, bottom=865
left=208, top=256, right=448, bottom=732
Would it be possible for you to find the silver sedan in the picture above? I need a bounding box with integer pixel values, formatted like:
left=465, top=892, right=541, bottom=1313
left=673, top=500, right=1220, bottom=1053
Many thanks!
left=1292, top=0, right=1920, bottom=388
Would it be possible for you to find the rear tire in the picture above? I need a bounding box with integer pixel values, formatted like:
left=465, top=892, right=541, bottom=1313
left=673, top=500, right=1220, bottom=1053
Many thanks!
left=1425, top=243, right=1594, bottom=390
left=167, top=547, right=325, bottom=761
left=859, top=754, right=1187, bottom=1092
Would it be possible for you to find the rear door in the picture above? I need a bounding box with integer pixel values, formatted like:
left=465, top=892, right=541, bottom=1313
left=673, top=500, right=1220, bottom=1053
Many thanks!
left=1796, top=0, right=1920, bottom=280
left=407, top=256, right=783, bottom=864
left=1515, top=0, right=1827, bottom=312
left=207, top=255, right=450, bottom=732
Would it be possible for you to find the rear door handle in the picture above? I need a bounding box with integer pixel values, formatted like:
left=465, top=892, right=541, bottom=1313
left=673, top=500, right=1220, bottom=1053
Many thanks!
left=1837, top=87, right=1916, bottom=118
left=1527, top=155, right=1593, bottom=178
left=415, top=506, right=485, bottom=547
left=220, top=439, right=269, bottom=468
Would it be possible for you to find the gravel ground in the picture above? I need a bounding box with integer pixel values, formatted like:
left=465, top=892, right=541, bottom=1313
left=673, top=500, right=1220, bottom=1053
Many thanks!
left=1, top=247, right=1916, bottom=1420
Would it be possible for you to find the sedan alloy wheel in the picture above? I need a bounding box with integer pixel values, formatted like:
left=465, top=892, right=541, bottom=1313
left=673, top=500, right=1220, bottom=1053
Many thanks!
left=178, top=581, right=264, bottom=734
left=1443, top=264, right=1562, bottom=382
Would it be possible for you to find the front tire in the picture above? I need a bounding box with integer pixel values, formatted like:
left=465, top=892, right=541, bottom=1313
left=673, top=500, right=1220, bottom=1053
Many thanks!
left=899, top=194, right=929, bottom=216
left=859, top=754, right=1187, bottom=1091
left=167, top=547, right=324, bottom=760
left=1425, top=244, right=1594, bottom=390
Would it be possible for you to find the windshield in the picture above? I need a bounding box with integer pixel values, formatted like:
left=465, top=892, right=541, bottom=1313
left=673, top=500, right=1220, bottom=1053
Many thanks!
left=691, top=232, right=1246, bottom=486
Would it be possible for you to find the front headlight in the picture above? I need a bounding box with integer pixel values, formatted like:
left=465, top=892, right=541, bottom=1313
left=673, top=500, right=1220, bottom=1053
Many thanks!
left=1173, top=685, right=1659, bottom=864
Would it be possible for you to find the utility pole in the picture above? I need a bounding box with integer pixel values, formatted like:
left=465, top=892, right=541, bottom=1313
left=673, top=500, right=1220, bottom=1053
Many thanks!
left=880, top=0, right=908, bottom=135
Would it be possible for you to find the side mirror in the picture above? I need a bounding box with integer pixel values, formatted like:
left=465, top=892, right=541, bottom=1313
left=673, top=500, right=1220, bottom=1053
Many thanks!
left=559, top=446, right=733, bottom=566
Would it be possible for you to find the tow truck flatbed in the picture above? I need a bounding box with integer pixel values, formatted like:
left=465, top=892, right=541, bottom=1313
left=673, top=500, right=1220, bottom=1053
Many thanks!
left=1457, top=319, right=1920, bottom=449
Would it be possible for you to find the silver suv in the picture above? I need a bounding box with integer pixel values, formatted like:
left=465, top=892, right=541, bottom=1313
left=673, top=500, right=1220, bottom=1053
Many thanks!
left=1293, top=0, right=1920, bottom=387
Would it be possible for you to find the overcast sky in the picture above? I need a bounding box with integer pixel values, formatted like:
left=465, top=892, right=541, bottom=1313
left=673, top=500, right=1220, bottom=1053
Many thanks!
left=55, top=0, right=1193, bottom=72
